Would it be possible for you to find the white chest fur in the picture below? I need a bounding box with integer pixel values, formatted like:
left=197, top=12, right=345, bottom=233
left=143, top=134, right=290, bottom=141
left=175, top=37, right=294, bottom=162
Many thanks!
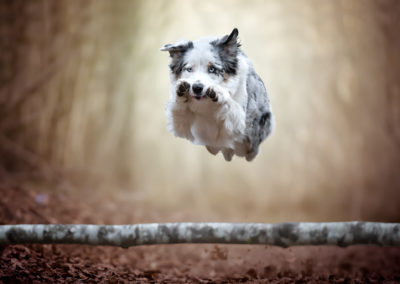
left=190, top=114, right=220, bottom=145
left=189, top=100, right=234, bottom=148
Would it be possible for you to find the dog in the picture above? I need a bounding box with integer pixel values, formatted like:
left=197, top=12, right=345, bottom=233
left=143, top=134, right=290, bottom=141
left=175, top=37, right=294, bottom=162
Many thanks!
left=161, top=28, right=273, bottom=161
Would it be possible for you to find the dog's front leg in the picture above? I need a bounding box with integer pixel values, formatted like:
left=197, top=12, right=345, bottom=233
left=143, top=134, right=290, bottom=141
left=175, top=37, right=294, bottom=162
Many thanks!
left=205, top=86, right=246, bottom=137
left=166, top=80, right=194, bottom=141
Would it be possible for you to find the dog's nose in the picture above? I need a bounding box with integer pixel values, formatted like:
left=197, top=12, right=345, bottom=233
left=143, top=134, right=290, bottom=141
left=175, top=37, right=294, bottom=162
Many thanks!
left=192, top=83, right=204, bottom=95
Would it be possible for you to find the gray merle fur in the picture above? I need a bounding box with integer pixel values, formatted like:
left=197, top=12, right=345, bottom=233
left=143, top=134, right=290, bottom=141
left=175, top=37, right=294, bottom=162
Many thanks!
left=244, top=69, right=273, bottom=160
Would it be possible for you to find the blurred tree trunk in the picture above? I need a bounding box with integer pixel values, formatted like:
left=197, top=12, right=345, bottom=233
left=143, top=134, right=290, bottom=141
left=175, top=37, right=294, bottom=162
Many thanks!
left=0, top=0, right=139, bottom=185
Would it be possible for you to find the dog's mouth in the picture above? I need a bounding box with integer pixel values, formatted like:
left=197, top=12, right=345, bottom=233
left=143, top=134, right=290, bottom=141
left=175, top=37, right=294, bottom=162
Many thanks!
left=190, top=93, right=206, bottom=100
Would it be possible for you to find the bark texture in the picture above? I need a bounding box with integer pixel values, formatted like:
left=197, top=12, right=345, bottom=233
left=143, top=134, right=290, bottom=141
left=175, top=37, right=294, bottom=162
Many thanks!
left=0, top=222, right=399, bottom=248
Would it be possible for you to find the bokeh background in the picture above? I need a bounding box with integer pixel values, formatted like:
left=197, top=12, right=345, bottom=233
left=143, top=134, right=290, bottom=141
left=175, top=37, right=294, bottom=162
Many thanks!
left=1, top=0, right=399, bottom=223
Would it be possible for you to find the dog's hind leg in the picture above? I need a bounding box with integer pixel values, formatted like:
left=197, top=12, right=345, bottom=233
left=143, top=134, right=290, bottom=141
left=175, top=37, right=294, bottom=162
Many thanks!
left=245, top=147, right=259, bottom=161
left=206, top=146, right=220, bottom=155
left=222, top=148, right=234, bottom=161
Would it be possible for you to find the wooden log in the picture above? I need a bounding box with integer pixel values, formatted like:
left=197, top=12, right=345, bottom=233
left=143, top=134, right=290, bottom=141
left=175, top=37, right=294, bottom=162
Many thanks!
left=0, top=222, right=399, bottom=248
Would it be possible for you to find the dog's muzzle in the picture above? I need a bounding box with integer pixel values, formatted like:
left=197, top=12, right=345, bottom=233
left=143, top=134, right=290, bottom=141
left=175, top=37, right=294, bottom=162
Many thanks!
left=192, top=83, right=204, bottom=100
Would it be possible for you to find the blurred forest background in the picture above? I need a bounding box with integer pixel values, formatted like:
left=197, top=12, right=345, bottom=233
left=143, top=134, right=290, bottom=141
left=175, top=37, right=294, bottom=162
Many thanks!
left=1, top=0, right=399, bottom=223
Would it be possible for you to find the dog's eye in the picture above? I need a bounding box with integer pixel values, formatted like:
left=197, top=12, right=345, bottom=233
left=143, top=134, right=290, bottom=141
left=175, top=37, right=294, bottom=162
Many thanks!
left=186, top=67, right=192, bottom=72
left=208, top=66, right=216, bottom=74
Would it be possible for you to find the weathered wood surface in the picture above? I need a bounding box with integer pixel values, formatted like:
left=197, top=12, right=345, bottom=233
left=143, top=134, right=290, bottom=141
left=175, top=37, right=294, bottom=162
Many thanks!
left=0, top=222, right=399, bottom=248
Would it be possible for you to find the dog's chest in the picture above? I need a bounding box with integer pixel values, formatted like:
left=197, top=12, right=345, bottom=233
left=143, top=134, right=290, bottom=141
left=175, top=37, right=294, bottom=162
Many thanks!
left=190, top=114, right=220, bottom=145
left=185, top=102, right=228, bottom=146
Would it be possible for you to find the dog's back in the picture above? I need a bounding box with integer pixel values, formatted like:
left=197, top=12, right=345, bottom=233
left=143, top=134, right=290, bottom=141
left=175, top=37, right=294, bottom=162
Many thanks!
left=243, top=65, right=274, bottom=161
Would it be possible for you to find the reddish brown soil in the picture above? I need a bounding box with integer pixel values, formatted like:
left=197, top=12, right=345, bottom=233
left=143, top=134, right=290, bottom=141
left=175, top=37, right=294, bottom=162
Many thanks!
left=1, top=185, right=400, bottom=283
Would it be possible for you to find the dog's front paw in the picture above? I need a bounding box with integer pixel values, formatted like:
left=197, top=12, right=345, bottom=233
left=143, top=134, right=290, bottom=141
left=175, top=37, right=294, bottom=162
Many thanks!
left=176, top=81, right=190, bottom=97
left=205, top=86, right=229, bottom=103
left=205, top=88, right=218, bottom=102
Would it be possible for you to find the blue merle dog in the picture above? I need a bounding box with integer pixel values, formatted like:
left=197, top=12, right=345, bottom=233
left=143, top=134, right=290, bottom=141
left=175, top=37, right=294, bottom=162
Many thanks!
left=161, top=28, right=273, bottom=161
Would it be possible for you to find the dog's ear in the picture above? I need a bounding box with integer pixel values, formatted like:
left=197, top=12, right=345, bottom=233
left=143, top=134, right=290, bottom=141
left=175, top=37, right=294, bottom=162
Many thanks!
left=160, top=40, right=193, bottom=75
left=160, top=40, right=193, bottom=57
left=212, top=28, right=240, bottom=74
left=219, top=28, right=240, bottom=48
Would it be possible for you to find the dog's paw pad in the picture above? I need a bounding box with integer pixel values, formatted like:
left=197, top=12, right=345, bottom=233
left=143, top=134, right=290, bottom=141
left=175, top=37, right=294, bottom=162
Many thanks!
left=177, top=81, right=190, bottom=97
left=206, top=88, right=218, bottom=102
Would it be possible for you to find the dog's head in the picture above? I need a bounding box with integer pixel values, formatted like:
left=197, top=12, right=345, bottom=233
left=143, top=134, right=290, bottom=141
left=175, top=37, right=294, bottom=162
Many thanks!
left=161, top=28, right=241, bottom=100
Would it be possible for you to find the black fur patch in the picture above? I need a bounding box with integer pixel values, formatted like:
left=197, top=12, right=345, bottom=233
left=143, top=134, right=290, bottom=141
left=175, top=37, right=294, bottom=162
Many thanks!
left=211, top=28, right=240, bottom=75
left=163, top=41, right=193, bottom=76
left=169, top=58, right=186, bottom=76
left=259, top=112, right=271, bottom=127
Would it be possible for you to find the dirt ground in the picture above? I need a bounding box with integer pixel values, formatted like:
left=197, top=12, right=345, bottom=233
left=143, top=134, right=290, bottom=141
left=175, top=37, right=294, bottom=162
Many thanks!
left=1, top=185, right=400, bottom=283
